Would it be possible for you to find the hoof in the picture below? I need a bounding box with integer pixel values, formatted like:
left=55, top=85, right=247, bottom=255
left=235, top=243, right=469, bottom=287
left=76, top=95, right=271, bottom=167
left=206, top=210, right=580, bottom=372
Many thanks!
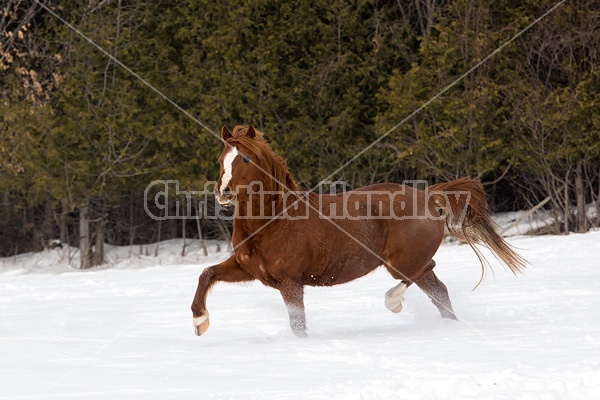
left=385, top=282, right=407, bottom=313
left=391, top=304, right=403, bottom=313
left=292, top=329, right=308, bottom=338
left=193, top=316, right=210, bottom=336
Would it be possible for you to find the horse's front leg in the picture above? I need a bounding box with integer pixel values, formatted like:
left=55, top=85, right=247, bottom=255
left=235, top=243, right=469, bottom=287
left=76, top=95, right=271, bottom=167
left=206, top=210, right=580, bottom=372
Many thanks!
left=191, top=255, right=254, bottom=336
left=279, top=280, right=307, bottom=337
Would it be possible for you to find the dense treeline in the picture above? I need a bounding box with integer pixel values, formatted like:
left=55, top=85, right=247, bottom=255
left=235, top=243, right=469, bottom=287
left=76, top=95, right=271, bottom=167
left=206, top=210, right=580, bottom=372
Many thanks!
left=1, top=0, right=598, bottom=266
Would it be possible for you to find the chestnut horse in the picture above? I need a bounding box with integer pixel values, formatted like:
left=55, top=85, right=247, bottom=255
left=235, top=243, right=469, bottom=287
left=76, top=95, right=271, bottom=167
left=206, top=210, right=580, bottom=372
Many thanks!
left=191, top=125, right=526, bottom=337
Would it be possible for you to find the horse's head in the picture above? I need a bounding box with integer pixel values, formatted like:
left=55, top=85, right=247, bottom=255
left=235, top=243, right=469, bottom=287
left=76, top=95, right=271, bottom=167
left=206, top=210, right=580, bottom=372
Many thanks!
left=215, top=125, right=262, bottom=206
left=215, top=125, right=300, bottom=207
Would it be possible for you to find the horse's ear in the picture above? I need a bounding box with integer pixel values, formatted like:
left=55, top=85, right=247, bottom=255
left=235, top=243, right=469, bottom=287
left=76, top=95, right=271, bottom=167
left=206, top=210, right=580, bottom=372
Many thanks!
left=221, top=125, right=232, bottom=142
left=247, top=125, right=256, bottom=138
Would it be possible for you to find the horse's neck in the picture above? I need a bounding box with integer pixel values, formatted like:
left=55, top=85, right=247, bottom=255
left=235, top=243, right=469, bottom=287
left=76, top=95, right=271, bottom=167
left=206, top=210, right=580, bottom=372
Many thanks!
left=236, top=192, right=294, bottom=217
left=233, top=195, right=283, bottom=233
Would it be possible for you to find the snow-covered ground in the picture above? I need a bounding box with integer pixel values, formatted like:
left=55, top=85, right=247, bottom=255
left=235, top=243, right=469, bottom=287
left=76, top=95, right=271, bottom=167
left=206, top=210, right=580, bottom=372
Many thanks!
left=1, top=230, right=599, bottom=399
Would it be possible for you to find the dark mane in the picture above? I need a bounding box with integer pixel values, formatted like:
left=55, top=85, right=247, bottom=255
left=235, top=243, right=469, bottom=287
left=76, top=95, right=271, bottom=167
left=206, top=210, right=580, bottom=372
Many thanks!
left=226, top=126, right=300, bottom=194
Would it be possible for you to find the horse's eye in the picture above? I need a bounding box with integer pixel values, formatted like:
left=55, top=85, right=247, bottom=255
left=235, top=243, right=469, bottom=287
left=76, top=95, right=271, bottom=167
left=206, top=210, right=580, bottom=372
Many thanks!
left=242, top=156, right=250, bottom=164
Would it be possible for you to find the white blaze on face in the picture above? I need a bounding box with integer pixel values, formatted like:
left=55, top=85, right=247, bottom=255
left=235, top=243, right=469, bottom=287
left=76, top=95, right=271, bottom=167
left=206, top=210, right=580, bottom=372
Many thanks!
left=220, top=146, right=239, bottom=195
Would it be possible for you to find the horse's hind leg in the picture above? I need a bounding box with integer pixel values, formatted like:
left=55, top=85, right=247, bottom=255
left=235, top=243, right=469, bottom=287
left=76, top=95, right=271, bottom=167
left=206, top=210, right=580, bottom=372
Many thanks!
left=383, top=259, right=414, bottom=313
left=279, top=280, right=307, bottom=337
left=385, top=280, right=410, bottom=313
left=415, top=261, right=458, bottom=320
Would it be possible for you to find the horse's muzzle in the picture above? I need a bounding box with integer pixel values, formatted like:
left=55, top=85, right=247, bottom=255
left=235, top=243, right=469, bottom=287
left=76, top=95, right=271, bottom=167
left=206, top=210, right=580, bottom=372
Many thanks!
left=214, top=187, right=235, bottom=206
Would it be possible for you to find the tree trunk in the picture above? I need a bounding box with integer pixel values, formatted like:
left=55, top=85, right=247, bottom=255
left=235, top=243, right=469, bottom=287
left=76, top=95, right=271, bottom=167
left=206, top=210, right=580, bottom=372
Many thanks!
left=168, top=198, right=178, bottom=239
left=195, top=200, right=208, bottom=257
left=32, top=216, right=44, bottom=252
left=129, top=194, right=136, bottom=257
left=55, top=202, right=69, bottom=244
left=181, top=202, right=187, bottom=257
left=79, top=200, right=92, bottom=269
left=154, top=216, right=162, bottom=257
left=575, top=162, right=587, bottom=233
left=93, top=215, right=106, bottom=266
left=41, top=200, right=56, bottom=248
left=55, top=202, right=71, bottom=264
left=597, top=167, right=600, bottom=227
left=563, top=170, right=570, bottom=234
left=550, top=206, right=560, bottom=235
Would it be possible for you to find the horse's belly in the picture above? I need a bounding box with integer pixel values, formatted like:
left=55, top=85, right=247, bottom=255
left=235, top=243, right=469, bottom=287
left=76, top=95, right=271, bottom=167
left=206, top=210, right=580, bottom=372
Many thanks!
left=303, top=254, right=381, bottom=286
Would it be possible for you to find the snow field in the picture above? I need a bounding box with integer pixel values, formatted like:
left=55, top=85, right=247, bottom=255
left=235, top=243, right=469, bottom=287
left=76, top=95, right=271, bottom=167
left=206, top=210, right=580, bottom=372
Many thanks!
left=1, top=232, right=599, bottom=399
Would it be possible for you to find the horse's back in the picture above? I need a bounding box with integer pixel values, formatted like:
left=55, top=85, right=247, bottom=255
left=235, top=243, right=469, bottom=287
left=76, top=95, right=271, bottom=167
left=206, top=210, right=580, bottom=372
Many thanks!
left=298, top=182, right=445, bottom=283
left=353, top=183, right=446, bottom=271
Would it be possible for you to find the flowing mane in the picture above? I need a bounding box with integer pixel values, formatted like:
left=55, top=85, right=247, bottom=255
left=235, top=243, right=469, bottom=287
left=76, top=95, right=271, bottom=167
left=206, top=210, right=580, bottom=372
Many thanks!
left=225, top=125, right=300, bottom=194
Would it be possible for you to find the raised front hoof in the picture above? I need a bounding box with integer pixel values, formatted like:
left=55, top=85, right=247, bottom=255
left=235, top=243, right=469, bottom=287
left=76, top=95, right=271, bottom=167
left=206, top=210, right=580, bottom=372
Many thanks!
left=193, top=316, right=210, bottom=336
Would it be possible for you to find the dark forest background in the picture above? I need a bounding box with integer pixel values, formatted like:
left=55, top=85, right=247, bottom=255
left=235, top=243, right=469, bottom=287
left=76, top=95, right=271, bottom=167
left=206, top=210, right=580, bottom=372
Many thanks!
left=1, top=0, right=599, bottom=267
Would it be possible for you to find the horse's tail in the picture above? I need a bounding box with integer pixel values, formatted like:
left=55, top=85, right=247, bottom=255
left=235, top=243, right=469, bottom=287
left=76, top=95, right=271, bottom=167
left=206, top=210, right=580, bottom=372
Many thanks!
left=428, top=178, right=527, bottom=287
